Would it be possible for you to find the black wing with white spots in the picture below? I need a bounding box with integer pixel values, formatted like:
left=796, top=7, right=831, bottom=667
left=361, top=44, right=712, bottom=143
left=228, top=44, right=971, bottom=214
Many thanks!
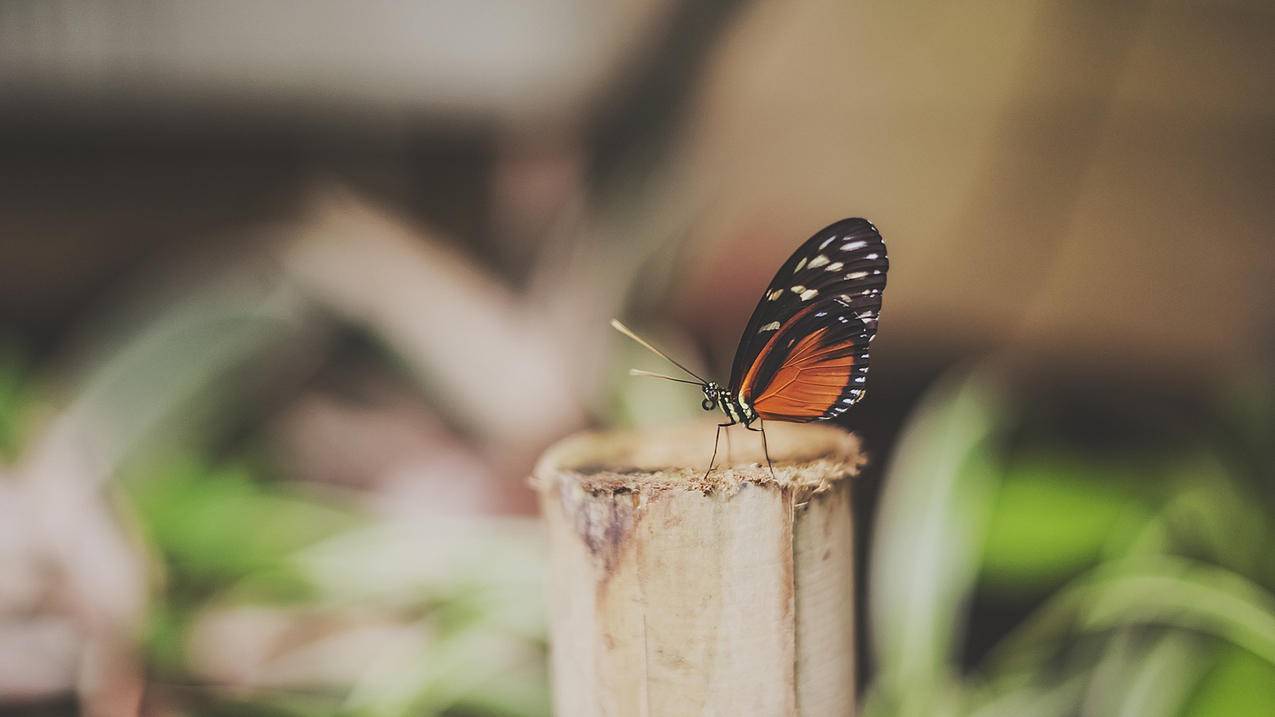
left=727, top=217, right=888, bottom=421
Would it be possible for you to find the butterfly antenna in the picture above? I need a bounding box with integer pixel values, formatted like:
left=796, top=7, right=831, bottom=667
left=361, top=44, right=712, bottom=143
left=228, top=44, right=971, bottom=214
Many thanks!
left=628, top=369, right=704, bottom=386
left=610, top=320, right=708, bottom=385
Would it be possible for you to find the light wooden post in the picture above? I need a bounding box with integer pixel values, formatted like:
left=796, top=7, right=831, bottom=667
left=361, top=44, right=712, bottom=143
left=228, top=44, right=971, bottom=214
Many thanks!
left=533, top=421, right=864, bottom=716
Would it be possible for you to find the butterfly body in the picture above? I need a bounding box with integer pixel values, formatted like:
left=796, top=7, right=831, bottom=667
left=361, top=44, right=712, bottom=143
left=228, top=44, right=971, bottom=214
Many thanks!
left=700, top=381, right=757, bottom=427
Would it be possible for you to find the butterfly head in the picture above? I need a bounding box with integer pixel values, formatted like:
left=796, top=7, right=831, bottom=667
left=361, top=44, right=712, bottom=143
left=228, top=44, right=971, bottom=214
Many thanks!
left=701, top=382, right=723, bottom=411
left=703, top=382, right=756, bottom=425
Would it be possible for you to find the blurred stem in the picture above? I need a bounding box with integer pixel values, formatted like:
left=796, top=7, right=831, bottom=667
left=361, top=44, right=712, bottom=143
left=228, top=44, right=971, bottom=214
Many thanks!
left=965, top=672, right=1089, bottom=717
left=1108, top=633, right=1208, bottom=717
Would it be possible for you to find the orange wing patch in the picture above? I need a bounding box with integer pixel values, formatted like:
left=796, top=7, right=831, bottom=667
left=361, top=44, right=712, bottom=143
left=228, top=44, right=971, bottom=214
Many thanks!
left=737, top=304, right=817, bottom=402
left=750, top=327, right=859, bottom=421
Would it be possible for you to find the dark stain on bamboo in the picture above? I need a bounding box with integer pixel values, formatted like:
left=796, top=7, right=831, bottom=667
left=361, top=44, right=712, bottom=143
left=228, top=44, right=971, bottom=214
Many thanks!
left=565, top=486, right=641, bottom=581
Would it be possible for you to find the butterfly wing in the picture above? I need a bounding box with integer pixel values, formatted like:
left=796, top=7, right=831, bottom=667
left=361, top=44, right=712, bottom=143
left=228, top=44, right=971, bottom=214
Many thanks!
left=728, top=218, right=887, bottom=422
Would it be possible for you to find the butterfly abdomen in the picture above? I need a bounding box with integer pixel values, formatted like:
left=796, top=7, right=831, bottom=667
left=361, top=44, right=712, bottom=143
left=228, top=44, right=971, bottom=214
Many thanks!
left=720, top=393, right=757, bottom=426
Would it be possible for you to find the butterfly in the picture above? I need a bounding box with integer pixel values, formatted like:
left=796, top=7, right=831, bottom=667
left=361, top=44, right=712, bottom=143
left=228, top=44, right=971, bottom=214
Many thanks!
left=613, top=217, right=888, bottom=476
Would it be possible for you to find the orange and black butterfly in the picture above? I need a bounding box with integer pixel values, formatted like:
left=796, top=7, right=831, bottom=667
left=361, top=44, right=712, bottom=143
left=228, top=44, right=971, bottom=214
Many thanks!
left=613, top=217, right=888, bottom=475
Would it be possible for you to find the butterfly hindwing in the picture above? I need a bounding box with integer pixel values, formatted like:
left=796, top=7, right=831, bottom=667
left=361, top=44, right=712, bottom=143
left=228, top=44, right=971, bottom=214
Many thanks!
left=728, top=218, right=887, bottom=422
left=740, top=295, right=874, bottom=421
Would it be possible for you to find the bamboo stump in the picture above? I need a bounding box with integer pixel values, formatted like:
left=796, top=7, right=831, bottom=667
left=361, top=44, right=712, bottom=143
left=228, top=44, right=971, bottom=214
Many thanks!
left=533, top=421, right=864, bottom=716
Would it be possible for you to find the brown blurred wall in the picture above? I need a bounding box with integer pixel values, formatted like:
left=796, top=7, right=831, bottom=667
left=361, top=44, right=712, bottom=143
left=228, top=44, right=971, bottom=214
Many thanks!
left=679, top=0, right=1275, bottom=382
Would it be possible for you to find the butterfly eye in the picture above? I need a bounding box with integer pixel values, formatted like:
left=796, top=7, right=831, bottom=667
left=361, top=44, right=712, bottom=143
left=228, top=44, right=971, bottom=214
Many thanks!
left=701, top=397, right=717, bottom=411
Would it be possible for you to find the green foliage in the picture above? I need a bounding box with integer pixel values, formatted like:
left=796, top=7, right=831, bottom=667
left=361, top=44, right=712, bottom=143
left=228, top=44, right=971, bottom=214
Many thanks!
left=142, top=600, right=193, bottom=674
left=990, top=557, right=1275, bottom=673
left=1157, top=454, right=1273, bottom=584
left=122, top=456, right=549, bottom=717
left=124, top=456, right=358, bottom=683
left=981, top=457, right=1148, bottom=590
left=31, top=322, right=1270, bottom=717
left=1185, top=645, right=1275, bottom=716
left=340, top=629, right=550, bottom=717
left=125, top=456, right=355, bottom=600
left=865, top=372, right=1007, bottom=717
left=0, top=341, right=34, bottom=461
left=865, top=367, right=1275, bottom=717
left=287, top=519, right=550, bottom=717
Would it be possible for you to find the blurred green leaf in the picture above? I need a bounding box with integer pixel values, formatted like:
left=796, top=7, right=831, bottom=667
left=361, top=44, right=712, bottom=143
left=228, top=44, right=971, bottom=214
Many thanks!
left=0, top=341, right=34, bottom=460
left=867, top=370, right=1008, bottom=715
left=980, top=456, right=1148, bottom=590
left=964, top=672, right=1088, bottom=717
left=342, top=627, right=549, bottom=717
left=1184, top=644, right=1275, bottom=717
left=1159, top=453, right=1269, bottom=580
left=125, top=456, right=355, bottom=599
left=446, top=659, right=552, bottom=717
left=142, top=600, right=194, bottom=674
left=859, top=675, right=966, bottom=717
left=973, top=632, right=1208, bottom=717
left=1100, top=633, right=1208, bottom=717
left=294, top=517, right=546, bottom=641
left=991, top=556, right=1275, bottom=674
left=66, top=275, right=310, bottom=470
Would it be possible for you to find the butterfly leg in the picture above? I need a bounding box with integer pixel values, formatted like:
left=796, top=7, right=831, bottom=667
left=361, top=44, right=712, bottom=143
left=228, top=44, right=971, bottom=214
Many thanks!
left=760, top=422, right=776, bottom=481
left=724, top=424, right=735, bottom=465
left=704, top=419, right=736, bottom=480
left=744, top=419, right=777, bottom=481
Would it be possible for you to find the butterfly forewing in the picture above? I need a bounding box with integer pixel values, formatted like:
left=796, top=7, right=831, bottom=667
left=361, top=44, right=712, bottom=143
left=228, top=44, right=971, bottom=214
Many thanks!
left=728, top=218, right=888, bottom=422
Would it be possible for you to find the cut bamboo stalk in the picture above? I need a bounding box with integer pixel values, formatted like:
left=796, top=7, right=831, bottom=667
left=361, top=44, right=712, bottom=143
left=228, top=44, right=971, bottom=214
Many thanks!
left=533, top=420, right=864, bottom=716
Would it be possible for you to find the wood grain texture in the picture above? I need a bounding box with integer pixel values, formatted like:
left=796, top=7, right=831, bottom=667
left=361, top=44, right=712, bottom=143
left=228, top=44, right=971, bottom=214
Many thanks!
left=533, top=420, right=864, bottom=716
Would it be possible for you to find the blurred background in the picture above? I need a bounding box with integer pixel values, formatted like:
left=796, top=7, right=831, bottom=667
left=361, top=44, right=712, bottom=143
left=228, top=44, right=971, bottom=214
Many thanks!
left=2, top=1, right=1274, bottom=715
